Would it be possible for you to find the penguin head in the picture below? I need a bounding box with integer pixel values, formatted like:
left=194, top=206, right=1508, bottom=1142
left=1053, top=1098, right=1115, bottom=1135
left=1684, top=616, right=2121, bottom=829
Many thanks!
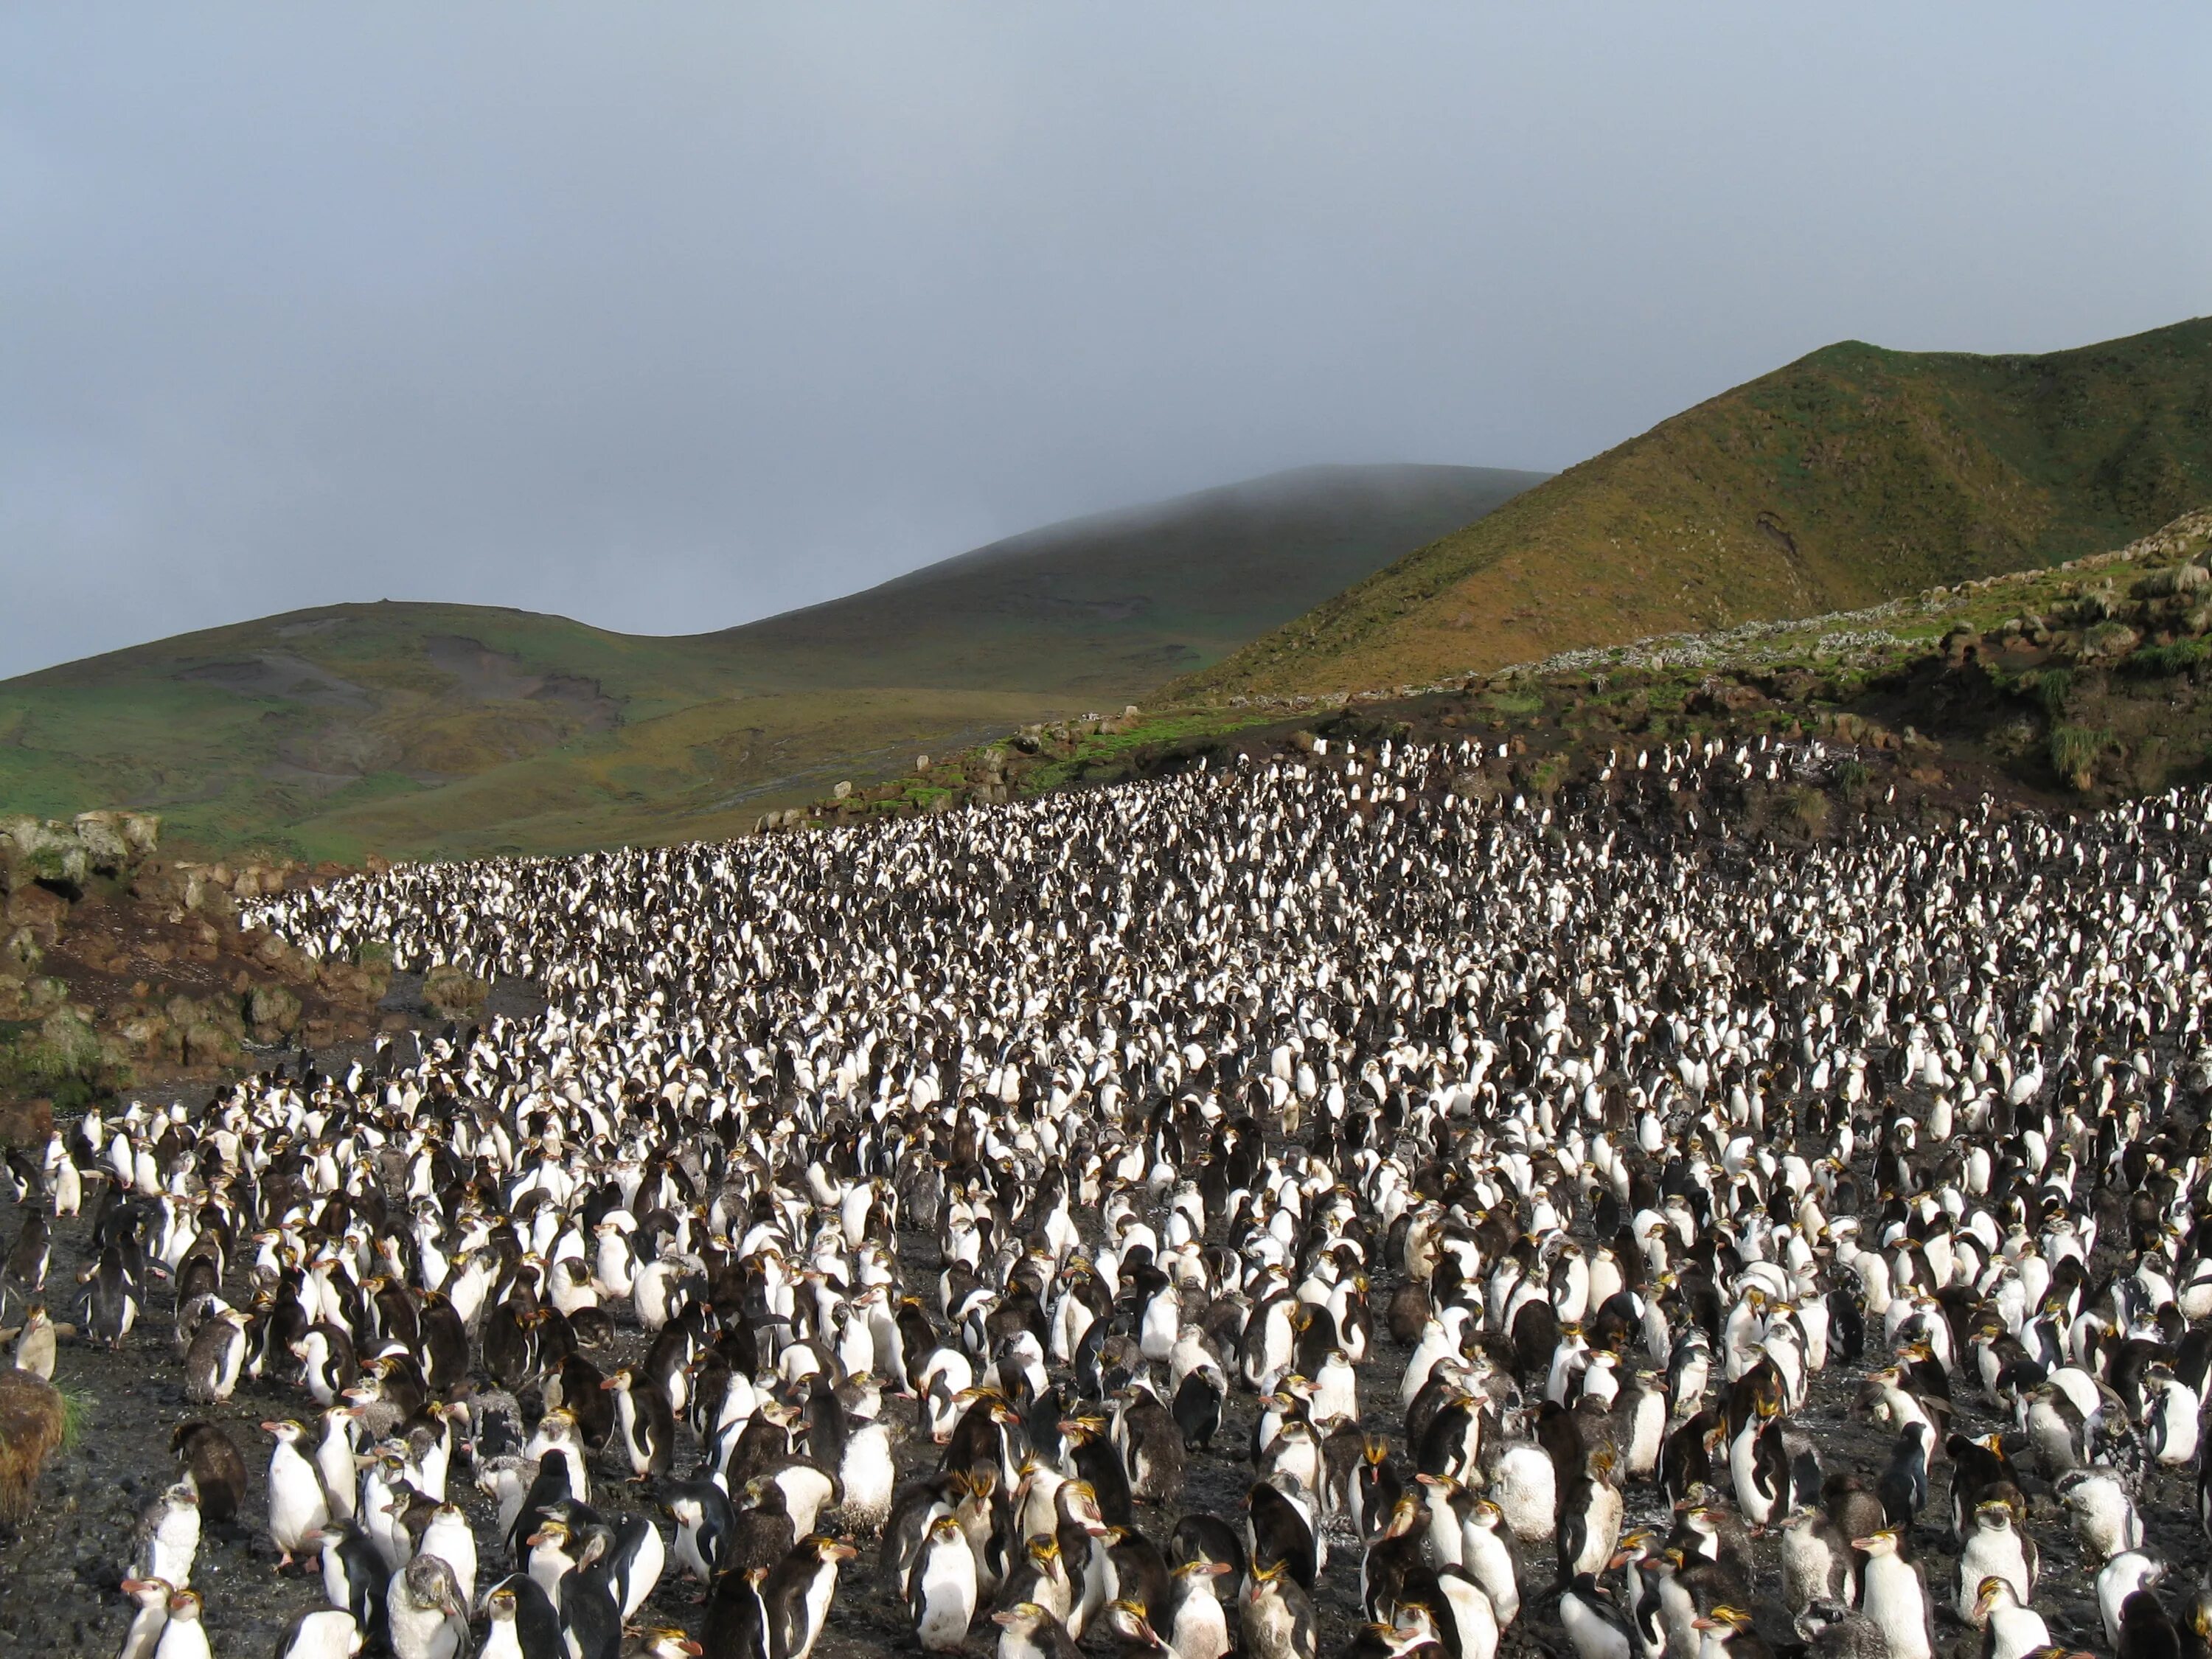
left=1972, top=1578, right=2019, bottom=1620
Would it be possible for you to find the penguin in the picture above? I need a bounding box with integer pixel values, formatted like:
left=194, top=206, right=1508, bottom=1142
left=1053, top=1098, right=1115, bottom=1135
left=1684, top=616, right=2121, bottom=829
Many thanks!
left=1970, top=1578, right=2049, bottom=1659
left=148, top=1589, right=210, bottom=1659
left=911, top=1513, right=981, bottom=1652
left=1877, top=1424, right=1928, bottom=1530
left=182, top=1308, right=250, bottom=1405
left=262, top=1419, right=333, bottom=1572
left=386, top=1554, right=468, bottom=1659
left=1174, top=1361, right=1226, bottom=1452
left=1168, top=1559, right=1234, bottom=1659
left=1247, top=1478, right=1320, bottom=1591
left=703, top=1565, right=775, bottom=1659
left=2118, top=1590, right=2183, bottom=1659
left=2099, top=1555, right=2164, bottom=1652
left=276, top=1610, right=364, bottom=1659
left=311, top=1524, right=392, bottom=1650
left=553, top=1531, right=625, bottom=1659
left=1118, top=1385, right=1188, bottom=1507
left=602, top=1512, right=667, bottom=1621
left=1952, top=1499, right=2036, bottom=1618
left=115, top=1578, right=172, bottom=1659
left=1773, top=1506, right=1854, bottom=1617
left=1240, top=1557, right=1318, bottom=1659
left=767, top=1535, right=858, bottom=1659
left=602, top=1367, right=675, bottom=1479
left=478, top=1578, right=566, bottom=1659
left=1557, top=1450, right=1624, bottom=1584
left=1559, top=1574, right=1637, bottom=1659
left=667, top=1478, right=738, bottom=1585
left=134, top=1483, right=201, bottom=1592
left=169, top=1422, right=246, bottom=1527
left=1691, top=1604, right=1774, bottom=1659
left=992, top=1602, right=1084, bottom=1659
left=420, top=1503, right=479, bottom=1607
left=1794, top=1601, right=1886, bottom=1659
left=1852, top=1530, right=1932, bottom=1659
left=840, top=1415, right=897, bottom=1535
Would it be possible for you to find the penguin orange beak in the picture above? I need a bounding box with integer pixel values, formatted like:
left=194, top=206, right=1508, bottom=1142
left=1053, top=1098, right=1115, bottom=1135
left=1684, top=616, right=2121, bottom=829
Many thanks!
left=827, top=1543, right=858, bottom=1561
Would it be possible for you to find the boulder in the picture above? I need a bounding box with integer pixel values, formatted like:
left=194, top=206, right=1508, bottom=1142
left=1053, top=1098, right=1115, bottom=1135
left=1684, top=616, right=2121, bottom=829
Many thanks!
left=1, top=928, right=40, bottom=974
left=4, top=884, right=68, bottom=945
left=70, top=812, right=132, bottom=872
left=422, top=964, right=491, bottom=1020
left=183, top=1021, right=240, bottom=1068
left=2077, top=621, right=2140, bottom=661
left=246, top=982, right=303, bottom=1040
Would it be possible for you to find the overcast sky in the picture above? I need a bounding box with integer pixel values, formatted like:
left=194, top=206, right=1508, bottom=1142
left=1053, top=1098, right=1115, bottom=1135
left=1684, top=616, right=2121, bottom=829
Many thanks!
left=3, top=5, right=2206, bottom=678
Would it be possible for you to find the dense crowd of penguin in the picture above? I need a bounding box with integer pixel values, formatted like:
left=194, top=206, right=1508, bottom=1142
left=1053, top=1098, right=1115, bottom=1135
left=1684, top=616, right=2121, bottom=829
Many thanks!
left=4, top=733, right=2211, bottom=1659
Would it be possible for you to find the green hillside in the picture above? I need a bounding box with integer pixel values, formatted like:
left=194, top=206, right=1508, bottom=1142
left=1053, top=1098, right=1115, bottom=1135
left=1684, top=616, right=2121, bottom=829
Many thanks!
left=1177, top=317, right=2212, bottom=699
left=0, top=464, right=1537, bottom=860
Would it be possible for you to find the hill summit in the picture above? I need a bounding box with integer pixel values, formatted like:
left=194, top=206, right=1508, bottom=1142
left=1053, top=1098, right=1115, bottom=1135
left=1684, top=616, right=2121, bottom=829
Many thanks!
left=1176, top=316, right=2212, bottom=700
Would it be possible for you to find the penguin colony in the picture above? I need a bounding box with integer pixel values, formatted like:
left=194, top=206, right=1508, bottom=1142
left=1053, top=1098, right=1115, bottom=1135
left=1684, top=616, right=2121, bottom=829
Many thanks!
left=2, top=733, right=2210, bottom=1659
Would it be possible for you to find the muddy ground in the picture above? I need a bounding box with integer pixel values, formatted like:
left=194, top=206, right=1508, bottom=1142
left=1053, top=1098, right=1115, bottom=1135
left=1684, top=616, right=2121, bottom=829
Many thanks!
left=0, top=1087, right=2203, bottom=1658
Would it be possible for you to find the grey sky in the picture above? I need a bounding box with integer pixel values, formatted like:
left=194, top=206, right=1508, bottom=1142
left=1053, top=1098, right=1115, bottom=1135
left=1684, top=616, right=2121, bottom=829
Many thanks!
left=4, top=4, right=2207, bottom=678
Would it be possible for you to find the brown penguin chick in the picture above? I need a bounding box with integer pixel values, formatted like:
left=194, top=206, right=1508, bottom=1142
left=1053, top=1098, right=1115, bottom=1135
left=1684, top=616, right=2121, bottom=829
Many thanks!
left=170, top=1421, right=248, bottom=1525
left=0, top=1368, right=65, bottom=1524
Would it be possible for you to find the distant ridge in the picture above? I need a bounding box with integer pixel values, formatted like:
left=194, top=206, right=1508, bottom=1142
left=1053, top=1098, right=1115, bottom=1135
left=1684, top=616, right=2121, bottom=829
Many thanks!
left=1176, top=317, right=2212, bottom=698
left=0, top=463, right=1537, bottom=860
left=709, top=463, right=1545, bottom=692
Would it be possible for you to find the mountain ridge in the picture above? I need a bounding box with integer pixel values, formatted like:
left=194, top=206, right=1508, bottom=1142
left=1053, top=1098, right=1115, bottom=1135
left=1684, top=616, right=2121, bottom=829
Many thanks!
left=0, top=462, right=1540, bottom=860
left=1175, top=316, right=2212, bottom=700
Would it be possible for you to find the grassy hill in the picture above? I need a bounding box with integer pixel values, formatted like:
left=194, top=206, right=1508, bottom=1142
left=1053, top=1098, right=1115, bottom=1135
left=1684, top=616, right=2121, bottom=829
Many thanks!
left=1175, top=317, right=2212, bottom=700
left=0, top=464, right=1537, bottom=860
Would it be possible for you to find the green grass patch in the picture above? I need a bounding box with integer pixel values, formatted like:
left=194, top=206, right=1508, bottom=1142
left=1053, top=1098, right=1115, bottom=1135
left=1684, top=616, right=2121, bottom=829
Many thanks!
left=2023, top=667, right=2076, bottom=719
left=55, top=1382, right=94, bottom=1448
left=2124, top=639, right=2211, bottom=678
left=2050, top=723, right=2106, bottom=790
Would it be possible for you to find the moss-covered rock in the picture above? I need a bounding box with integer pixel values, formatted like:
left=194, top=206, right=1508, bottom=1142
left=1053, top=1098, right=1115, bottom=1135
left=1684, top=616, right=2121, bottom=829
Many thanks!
left=246, top=982, right=302, bottom=1040
left=422, top=964, right=490, bottom=1020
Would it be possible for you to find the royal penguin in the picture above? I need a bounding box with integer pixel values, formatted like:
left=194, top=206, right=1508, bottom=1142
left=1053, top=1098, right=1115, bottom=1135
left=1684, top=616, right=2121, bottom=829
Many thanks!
left=310, top=1524, right=392, bottom=1650
left=1557, top=1450, right=1624, bottom=1583
left=1246, top=1478, right=1321, bottom=1591
left=1952, top=1499, right=2036, bottom=1618
left=149, top=1589, right=210, bottom=1659
left=1851, top=1530, right=1932, bottom=1659
left=115, top=1577, right=172, bottom=1659
left=2118, top=1590, right=2183, bottom=1659
left=1773, top=1506, right=1854, bottom=1617
left=839, top=1415, right=896, bottom=1534
left=419, top=1503, right=478, bottom=1607
left=276, top=1610, right=365, bottom=1659
left=182, top=1308, right=250, bottom=1405
left=703, top=1565, right=773, bottom=1659
left=1239, top=1557, right=1318, bottom=1659
left=476, top=1578, right=565, bottom=1659
left=767, top=1534, right=858, bottom=1659
left=1558, top=1573, right=1637, bottom=1659
left=910, top=1513, right=980, bottom=1652
left=134, top=1483, right=201, bottom=1592
left=1969, top=1578, right=2049, bottom=1659
left=993, top=1601, right=1083, bottom=1659
left=666, top=1478, right=737, bottom=1585
left=169, top=1421, right=246, bottom=1526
